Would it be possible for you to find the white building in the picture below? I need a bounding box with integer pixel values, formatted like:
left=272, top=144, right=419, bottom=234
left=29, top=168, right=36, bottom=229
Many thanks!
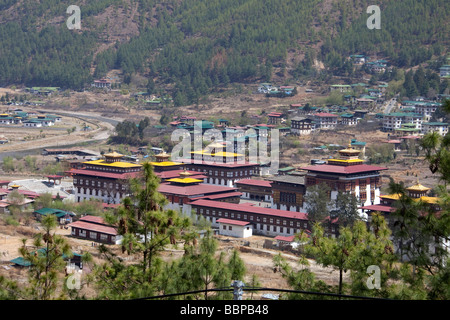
left=301, top=145, right=388, bottom=219
left=314, top=113, right=338, bottom=130
left=216, top=218, right=253, bottom=238
left=92, top=79, right=112, bottom=89
left=290, top=117, right=313, bottom=135
left=402, top=101, right=442, bottom=121
left=23, top=120, right=43, bottom=127
left=339, top=114, right=359, bottom=126
left=440, top=65, right=450, bottom=78
left=382, top=112, right=423, bottom=132
left=422, top=122, right=449, bottom=136
left=329, top=85, right=352, bottom=93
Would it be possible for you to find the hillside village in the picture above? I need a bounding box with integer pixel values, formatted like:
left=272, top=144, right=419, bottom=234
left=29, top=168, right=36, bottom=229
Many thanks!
left=0, top=50, right=449, bottom=300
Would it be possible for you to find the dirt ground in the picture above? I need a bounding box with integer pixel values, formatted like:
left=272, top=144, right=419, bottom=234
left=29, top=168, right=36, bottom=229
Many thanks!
left=0, top=221, right=344, bottom=300
left=0, top=108, right=115, bottom=154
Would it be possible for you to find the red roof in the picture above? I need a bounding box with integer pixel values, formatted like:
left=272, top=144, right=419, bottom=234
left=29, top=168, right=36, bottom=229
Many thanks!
left=158, top=183, right=238, bottom=196
left=68, top=221, right=117, bottom=235
left=190, top=191, right=243, bottom=201
left=235, top=179, right=272, bottom=187
left=2, top=189, right=40, bottom=198
left=275, top=235, right=296, bottom=242
left=253, top=124, right=276, bottom=128
left=155, top=170, right=206, bottom=180
left=102, top=203, right=120, bottom=209
left=301, top=164, right=387, bottom=174
left=80, top=215, right=106, bottom=224
left=69, top=215, right=118, bottom=235
left=68, top=169, right=141, bottom=180
left=360, top=204, right=395, bottom=213
left=216, top=218, right=251, bottom=226
left=179, top=159, right=258, bottom=168
left=190, top=199, right=308, bottom=220
left=315, top=112, right=338, bottom=117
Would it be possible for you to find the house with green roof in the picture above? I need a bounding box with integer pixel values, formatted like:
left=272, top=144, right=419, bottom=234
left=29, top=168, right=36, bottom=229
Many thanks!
left=278, top=167, right=295, bottom=175
left=382, top=112, right=423, bottom=132
left=394, top=123, right=421, bottom=136
left=22, top=118, right=43, bottom=127
left=349, top=55, right=367, bottom=65
left=422, top=122, right=448, bottom=136
left=34, top=208, right=75, bottom=224
left=339, top=113, right=359, bottom=126
left=351, top=139, right=367, bottom=157
left=14, top=111, right=29, bottom=119
left=46, top=114, right=62, bottom=122
left=9, top=248, right=82, bottom=268
left=351, top=83, right=368, bottom=88
left=330, top=84, right=352, bottom=93
left=297, top=105, right=318, bottom=115
left=28, top=87, right=60, bottom=96
left=401, top=100, right=442, bottom=121
left=194, top=120, right=215, bottom=132
left=0, top=114, right=15, bottom=124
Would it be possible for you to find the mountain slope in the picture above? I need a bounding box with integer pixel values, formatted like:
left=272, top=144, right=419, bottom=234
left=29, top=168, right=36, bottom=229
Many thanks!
left=0, top=0, right=448, bottom=102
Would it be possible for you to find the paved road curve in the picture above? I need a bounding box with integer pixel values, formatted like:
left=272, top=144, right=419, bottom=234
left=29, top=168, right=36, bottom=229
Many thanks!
left=0, top=110, right=121, bottom=162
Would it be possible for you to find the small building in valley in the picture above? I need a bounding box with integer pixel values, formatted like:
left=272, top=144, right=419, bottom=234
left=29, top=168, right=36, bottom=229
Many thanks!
left=68, top=215, right=122, bottom=245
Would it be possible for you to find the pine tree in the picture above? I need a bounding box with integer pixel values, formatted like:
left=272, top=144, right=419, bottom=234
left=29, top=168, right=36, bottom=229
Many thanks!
left=95, top=162, right=192, bottom=299
left=305, top=183, right=331, bottom=225
left=332, top=191, right=360, bottom=227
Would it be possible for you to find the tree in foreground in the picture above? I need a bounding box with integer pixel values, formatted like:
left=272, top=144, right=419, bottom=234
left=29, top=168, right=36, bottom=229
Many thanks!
left=158, top=232, right=246, bottom=300
left=274, top=215, right=396, bottom=299
left=332, top=191, right=361, bottom=227
left=0, top=215, right=92, bottom=300
left=304, top=183, right=332, bottom=224
left=93, top=162, right=192, bottom=299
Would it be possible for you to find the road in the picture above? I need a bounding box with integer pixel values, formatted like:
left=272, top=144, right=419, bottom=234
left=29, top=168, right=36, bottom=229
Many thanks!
left=0, top=110, right=122, bottom=161
left=382, top=97, right=398, bottom=114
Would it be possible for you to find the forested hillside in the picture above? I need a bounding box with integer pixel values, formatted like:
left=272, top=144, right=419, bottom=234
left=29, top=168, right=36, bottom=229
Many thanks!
left=0, top=0, right=448, bottom=103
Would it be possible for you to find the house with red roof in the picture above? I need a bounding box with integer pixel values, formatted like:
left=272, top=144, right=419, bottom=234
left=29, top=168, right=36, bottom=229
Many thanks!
left=313, top=113, right=338, bottom=130
left=68, top=215, right=122, bottom=244
left=267, top=112, right=284, bottom=125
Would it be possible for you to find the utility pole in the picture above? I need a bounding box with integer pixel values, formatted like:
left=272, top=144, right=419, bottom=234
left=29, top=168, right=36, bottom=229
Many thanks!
left=231, top=280, right=245, bottom=300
